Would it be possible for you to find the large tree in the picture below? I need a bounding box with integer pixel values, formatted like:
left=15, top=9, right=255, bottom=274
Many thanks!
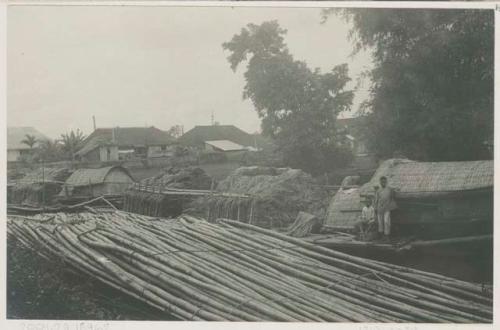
left=325, top=9, right=493, bottom=161
left=223, top=21, right=354, bottom=175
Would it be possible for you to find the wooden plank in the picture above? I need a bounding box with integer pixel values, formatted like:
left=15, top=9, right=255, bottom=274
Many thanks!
left=408, top=235, right=492, bottom=248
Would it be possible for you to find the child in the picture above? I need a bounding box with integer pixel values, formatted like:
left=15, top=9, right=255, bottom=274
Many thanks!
left=354, top=198, right=375, bottom=238
left=361, top=198, right=375, bottom=225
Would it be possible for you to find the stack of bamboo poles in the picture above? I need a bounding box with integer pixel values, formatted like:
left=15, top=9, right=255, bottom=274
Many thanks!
left=203, top=196, right=255, bottom=224
left=7, top=196, right=119, bottom=215
left=285, top=212, right=323, bottom=238
left=123, top=191, right=171, bottom=217
left=7, top=211, right=492, bottom=322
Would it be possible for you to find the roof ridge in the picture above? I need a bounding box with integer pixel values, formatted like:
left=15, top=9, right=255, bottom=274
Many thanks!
left=95, top=126, right=158, bottom=130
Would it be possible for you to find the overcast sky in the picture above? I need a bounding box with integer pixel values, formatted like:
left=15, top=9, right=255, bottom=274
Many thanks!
left=8, top=5, right=372, bottom=139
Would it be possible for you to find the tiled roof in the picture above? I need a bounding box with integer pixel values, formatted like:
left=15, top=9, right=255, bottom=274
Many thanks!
left=76, top=126, right=174, bottom=156
left=7, top=127, right=50, bottom=150
left=205, top=140, right=246, bottom=151
left=178, top=125, right=273, bottom=150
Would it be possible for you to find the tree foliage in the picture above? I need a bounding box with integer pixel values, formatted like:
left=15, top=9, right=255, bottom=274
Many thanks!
left=223, top=21, right=354, bottom=175
left=35, top=139, right=64, bottom=162
left=21, top=134, right=38, bottom=149
left=325, top=9, right=493, bottom=161
left=167, top=125, right=184, bottom=139
left=60, top=129, right=86, bottom=160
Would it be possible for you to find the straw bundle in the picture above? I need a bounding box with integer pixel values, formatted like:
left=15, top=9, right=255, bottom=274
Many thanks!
left=141, top=167, right=212, bottom=190
left=193, top=166, right=329, bottom=228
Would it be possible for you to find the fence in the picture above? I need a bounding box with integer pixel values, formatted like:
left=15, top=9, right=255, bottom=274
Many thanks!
left=130, top=182, right=251, bottom=199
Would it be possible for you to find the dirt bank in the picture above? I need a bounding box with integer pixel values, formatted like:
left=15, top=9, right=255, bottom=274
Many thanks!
left=7, top=238, right=175, bottom=320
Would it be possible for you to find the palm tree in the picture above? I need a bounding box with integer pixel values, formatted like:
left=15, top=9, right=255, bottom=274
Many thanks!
left=21, top=134, right=37, bottom=149
left=60, top=129, right=86, bottom=160
left=37, top=139, right=63, bottom=162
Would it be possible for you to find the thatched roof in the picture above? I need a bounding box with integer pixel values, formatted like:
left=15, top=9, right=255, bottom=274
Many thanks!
left=324, top=187, right=362, bottom=229
left=65, top=166, right=134, bottom=187
left=76, top=127, right=174, bottom=156
left=359, top=159, right=493, bottom=198
left=75, top=136, right=112, bottom=157
left=8, top=127, right=49, bottom=150
left=18, top=167, right=71, bottom=184
left=11, top=167, right=71, bottom=206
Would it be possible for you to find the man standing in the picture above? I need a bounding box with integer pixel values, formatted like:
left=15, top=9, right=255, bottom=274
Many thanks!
left=375, top=176, right=397, bottom=241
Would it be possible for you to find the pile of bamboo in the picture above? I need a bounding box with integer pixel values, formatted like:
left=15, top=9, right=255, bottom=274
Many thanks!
left=199, top=195, right=256, bottom=223
left=7, top=196, right=119, bottom=215
left=285, top=212, right=323, bottom=238
left=7, top=211, right=492, bottom=322
left=123, top=191, right=172, bottom=217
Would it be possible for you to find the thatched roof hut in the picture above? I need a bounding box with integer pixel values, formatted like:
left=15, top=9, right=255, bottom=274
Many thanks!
left=325, top=159, right=494, bottom=237
left=324, top=187, right=362, bottom=230
left=9, top=167, right=72, bottom=206
left=326, top=159, right=493, bottom=237
left=62, top=166, right=134, bottom=197
left=17, top=167, right=71, bottom=184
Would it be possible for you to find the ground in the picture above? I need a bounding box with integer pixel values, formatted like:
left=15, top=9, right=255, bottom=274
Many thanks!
left=7, top=238, right=175, bottom=320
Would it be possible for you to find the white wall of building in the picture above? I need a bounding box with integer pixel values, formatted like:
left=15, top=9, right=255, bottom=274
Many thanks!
left=7, top=149, right=21, bottom=162
left=99, top=146, right=119, bottom=162
left=147, top=145, right=173, bottom=158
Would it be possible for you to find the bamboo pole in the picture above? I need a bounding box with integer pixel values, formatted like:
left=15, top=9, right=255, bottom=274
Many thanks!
left=7, top=211, right=492, bottom=322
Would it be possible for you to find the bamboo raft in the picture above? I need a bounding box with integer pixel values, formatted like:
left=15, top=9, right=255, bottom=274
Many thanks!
left=7, top=211, right=492, bottom=322
left=303, top=233, right=493, bottom=257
